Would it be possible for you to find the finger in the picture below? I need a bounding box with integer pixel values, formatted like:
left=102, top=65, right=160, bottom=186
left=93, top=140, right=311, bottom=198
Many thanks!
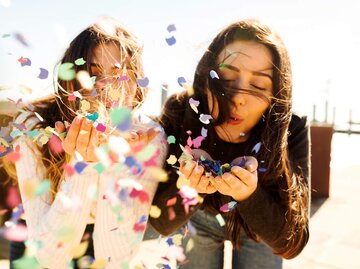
left=222, top=172, right=244, bottom=191
left=85, top=127, right=99, bottom=162
left=214, top=175, right=232, bottom=195
left=231, top=165, right=257, bottom=186
left=188, top=165, right=204, bottom=189
left=75, top=119, right=93, bottom=157
left=62, top=117, right=82, bottom=154
left=244, top=156, right=258, bottom=172
left=179, top=160, right=196, bottom=178
left=55, top=121, right=66, bottom=136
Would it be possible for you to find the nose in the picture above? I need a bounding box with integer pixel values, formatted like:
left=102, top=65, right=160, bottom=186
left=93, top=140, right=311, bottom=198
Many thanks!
left=233, top=91, right=246, bottom=106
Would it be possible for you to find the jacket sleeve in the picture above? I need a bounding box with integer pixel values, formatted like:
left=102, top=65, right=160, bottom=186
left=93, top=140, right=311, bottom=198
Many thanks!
left=236, top=114, right=310, bottom=259
left=15, top=138, right=98, bottom=268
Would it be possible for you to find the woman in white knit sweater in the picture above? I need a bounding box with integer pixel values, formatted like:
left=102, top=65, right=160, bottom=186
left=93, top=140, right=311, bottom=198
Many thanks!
left=4, top=17, right=167, bottom=269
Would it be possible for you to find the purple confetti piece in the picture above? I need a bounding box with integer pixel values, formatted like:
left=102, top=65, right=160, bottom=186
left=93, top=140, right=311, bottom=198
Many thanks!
left=199, top=114, right=213, bottom=124
left=116, top=119, right=131, bottom=131
left=137, top=77, right=149, bottom=87
left=167, top=24, right=176, bottom=32
left=259, top=167, right=267, bottom=172
left=220, top=201, right=238, bottom=212
left=118, top=188, right=129, bottom=201
left=209, top=70, right=219, bottom=79
left=189, top=97, right=200, bottom=107
left=14, top=33, right=29, bottom=47
left=19, top=57, right=31, bottom=67
left=177, top=76, right=186, bottom=87
left=118, top=75, right=128, bottom=81
left=201, top=127, right=208, bottom=138
left=165, top=36, right=176, bottom=46
left=38, top=68, right=49, bottom=79
left=251, top=142, right=262, bottom=154
left=74, top=161, right=87, bottom=174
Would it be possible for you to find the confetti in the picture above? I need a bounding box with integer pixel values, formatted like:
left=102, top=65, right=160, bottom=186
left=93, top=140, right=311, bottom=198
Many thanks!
left=209, top=70, right=219, bottom=79
left=167, top=24, right=176, bottom=32
left=74, top=57, right=86, bottom=66
left=48, top=135, right=64, bottom=154
left=70, top=241, right=88, bottom=258
left=86, top=111, right=99, bottom=122
left=110, top=107, right=131, bottom=125
left=2, top=33, right=11, bottom=38
left=149, top=205, right=161, bottom=218
left=5, top=146, right=21, bottom=162
left=96, top=123, right=106, bottom=132
left=190, top=104, right=198, bottom=114
left=93, top=162, right=105, bottom=174
left=192, top=136, right=205, bottom=148
left=220, top=201, right=238, bottom=212
left=189, top=98, right=200, bottom=107
left=14, top=32, right=29, bottom=47
left=38, top=68, right=49, bottom=79
left=34, top=111, right=44, bottom=122
left=77, top=70, right=93, bottom=90
left=74, top=161, right=87, bottom=174
left=177, top=77, right=186, bottom=87
left=251, top=142, right=262, bottom=154
left=58, top=62, right=76, bottom=81
left=167, top=135, right=176, bottom=144
left=108, top=136, right=130, bottom=155
left=201, top=127, right=208, bottom=137
left=137, top=77, right=149, bottom=87
left=166, top=197, right=177, bottom=206
left=34, top=180, right=51, bottom=196
left=215, top=214, right=225, bottom=226
left=199, top=114, right=213, bottom=124
left=4, top=223, right=28, bottom=242
left=166, top=155, right=177, bottom=165
left=6, top=186, right=21, bottom=209
left=165, top=36, right=176, bottom=46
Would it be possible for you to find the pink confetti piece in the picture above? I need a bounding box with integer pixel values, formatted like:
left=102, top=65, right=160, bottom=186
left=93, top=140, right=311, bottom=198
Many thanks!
left=220, top=201, right=238, bottom=212
left=6, top=186, right=21, bottom=209
left=192, top=136, right=205, bottom=148
left=186, top=136, right=192, bottom=147
left=4, top=223, right=28, bottom=242
left=64, top=164, right=75, bottom=177
left=166, top=197, right=177, bottom=206
left=5, top=145, right=21, bottom=162
left=48, top=135, right=64, bottom=154
left=96, top=123, right=106, bottom=132
left=68, top=93, right=76, bottom=101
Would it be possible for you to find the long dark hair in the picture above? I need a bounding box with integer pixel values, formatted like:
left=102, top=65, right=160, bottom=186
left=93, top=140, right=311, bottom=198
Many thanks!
left=3, top=17, right=146, bottom=201
left=161, top=19, right=308, bottom=256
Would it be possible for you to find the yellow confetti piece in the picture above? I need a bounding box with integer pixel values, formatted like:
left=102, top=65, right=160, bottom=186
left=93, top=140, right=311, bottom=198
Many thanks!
left=56, top=224, right=76, bottom=242
left=109, top=88, right=121, bottom=101
left=166, top=154, right=177, bottom=165
left=146, top=167, right=168, bottom=182
left=23, top=180, right=37, bottom=199
left=90, top=258, right=107, bottom=268
left=186, top=238, right=194, bottom=252
left=172, top=234, right=183, bottom=246
left=70, top=241, right=88, bottom=258
left=190, top=103, right=198, bottom=114
left=215, top=214, right=225, bottom=227
left=38, top=135, right=49, bottom=145
left=176, top=175, right=189, bottom=189
left=183, top=83, right=194, bottom=96
left=80, top=100, right=90, bottom=112
left=0, top=137, right=9, bottom=147
left=149, top=205, right=161, bottom=218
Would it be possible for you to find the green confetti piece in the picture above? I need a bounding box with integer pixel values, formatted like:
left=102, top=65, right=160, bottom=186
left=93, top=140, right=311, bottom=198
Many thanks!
left=26, top=129, right=40, bottom=138
left=110, top=107, right=132, bottom=125
left=35, top=180, right=51, bottom=196
left=93, top=162, right=105, bottom=174
left=58, top=62, right=76, bottom=81
left=167, top=135, right=176, bottom=144
left=10, top=130, right=23, bottom=138
left=74, top=57, right=86, bottom=66
left=2, top=34, right=11, bottom=38
left=13, top=255, right=42, bottom=269
left=215, top=213, right=225, bottom=226
left=87, top=183, right=98, bottom=200
left=90, top=76, right=97, bottom=84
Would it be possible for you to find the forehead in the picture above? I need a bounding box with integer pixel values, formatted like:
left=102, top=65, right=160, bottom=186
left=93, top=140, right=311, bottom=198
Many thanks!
left=217, top=40, right=273, bottom=71
left=91, top=42, right=122, bottom=66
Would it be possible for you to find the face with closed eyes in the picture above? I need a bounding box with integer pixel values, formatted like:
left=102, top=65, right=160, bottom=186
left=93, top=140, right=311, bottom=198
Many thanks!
left=208, top=40, right=274, bottom=143
left=90, top=42, right=137, bottom=109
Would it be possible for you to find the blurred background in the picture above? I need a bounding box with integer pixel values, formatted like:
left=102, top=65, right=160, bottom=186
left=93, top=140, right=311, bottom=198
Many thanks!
left=1, top=0, right=360, bottom=268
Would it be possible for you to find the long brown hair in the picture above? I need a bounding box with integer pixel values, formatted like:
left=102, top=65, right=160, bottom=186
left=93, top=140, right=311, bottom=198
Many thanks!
left=160, top=19, right=308, bottom=256
left=3, top=17, right=146, bottom=201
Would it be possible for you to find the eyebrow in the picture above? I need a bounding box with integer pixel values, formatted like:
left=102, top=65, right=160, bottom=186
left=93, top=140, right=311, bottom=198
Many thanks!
left=219, top=63, right=273, bottom=81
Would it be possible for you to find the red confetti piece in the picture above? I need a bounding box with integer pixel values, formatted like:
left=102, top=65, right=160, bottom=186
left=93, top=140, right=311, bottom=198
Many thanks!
left=166, top=197, right=177, bottom=206
left=5, top=145, right=21, bottom=162
left=168, top=207, right=176, bottom=221
left=133, top=222, right=146, bottom=232
left=129, top=189, right=149, bottom=203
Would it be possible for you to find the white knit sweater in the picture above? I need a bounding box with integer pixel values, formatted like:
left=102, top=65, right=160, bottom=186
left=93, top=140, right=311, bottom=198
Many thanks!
left=14, top=113, right=167, bottom=269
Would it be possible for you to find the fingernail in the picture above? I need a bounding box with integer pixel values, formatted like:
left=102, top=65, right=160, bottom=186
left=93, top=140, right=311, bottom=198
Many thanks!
left=55, top=121, right=62, bottom=129
left=223, top=173, right=230, bottom=181
left=232, top=166, right=240, bottom=173
left=76, top=117, right=82, bottom=124
left=184, top=161, right=193, bottom=171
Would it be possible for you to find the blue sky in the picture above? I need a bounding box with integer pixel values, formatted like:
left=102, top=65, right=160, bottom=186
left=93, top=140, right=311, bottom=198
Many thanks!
left=1, top=0, right=360, bottom=122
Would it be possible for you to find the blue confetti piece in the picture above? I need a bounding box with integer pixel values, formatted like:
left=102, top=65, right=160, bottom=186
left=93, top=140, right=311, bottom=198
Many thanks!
left=20, top=58, right=31, bottom=67
left=209, top=70, right=219, bottom=79
left=139, top=214, right=147, bottom=223
left=86, top=111, right=99, bottom=122
left=118, top=188, right=129, bottom=201
left=163, top=265, right=171, bottom=269
left=201, top=127, right=208, bottom=137
left=137, top=77, right=149, bottom=87
left=38, top=68, right=49, bottom=79
left=124, top=156, right=137, bottom=167
left=251, top=142, right=262, bottom=154
left=74, top=162, right=87, bottom=174
left=166, top=237, right=174, bottom=246
left=167, top=24, right=176, bottom=32
left=165, top=36, right=176, bottom=46
left=116, top=120, right=131, bottom=131
left=259, top=167, right=267, bottom=172
left=177, top=76, right=186, bottom=87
